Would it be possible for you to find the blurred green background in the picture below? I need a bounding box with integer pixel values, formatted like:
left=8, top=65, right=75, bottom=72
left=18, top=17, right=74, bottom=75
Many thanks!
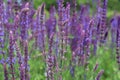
left=34, top=0, right=120, bottom=18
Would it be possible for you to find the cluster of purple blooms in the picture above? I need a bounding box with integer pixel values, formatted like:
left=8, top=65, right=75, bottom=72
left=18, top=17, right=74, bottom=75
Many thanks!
left=0, top=0, right=119, bottom=80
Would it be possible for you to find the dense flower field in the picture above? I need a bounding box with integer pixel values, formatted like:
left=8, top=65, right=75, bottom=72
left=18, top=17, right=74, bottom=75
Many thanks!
left=0, top=0, right=120, bottom=80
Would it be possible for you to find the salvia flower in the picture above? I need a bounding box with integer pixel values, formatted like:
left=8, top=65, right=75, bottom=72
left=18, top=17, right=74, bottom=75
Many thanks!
left=110, top=16, right=118, bottom=52
left=14, top=42, right=25, bottom=80
left=47, top=55, right=55, bottom=80
left=20, top=2, right=30, bottom=40
left=9, top=31, right=15, bottom=80
left=24, top=40, right=30, bottom=80
left=95, top=70, right=104, bottom=80
left=3, top=62, right=8, bottom=80
left=116, top=16, right=120, bottom=69
left=35, top=3, right=46, bottom=54
left=100, top=0, right=108, bottom=44
left=0, top=0, right=4, bottom=50
left=0, top=59, right=8, bottom=80
left=46, top=6, right=56, bottom=39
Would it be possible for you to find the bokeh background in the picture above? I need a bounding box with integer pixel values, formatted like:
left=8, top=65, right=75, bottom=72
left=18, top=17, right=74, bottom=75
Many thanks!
left=34, top=0, right=120, bottom=17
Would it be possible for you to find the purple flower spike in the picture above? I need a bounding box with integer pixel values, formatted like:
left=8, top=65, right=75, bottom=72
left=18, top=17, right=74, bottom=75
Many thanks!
left=35, top=3, right=46, bottom=54
left=47, top=55, right=55, bottom=80
left=99, top=0, right=108, bottom=44
left=20, top=3, right=30, bottom=40
left=3, top=62, right=8, bottom=80
left=20, top=63, right=25, bottom=80
left=6, top=0, right=14, bottom=20
left=46, top=6, right=56, bottom=39
left=24, top=40, right=29, bottom=80
left=116, top=16, right=120, bottom=70
left=0, top=0, right=5, bottom=52
left=95, top=70, right=104, bottom=80
left=9, top=31, right=15, bottom=80
left=110, top=16, right=118, bottom=50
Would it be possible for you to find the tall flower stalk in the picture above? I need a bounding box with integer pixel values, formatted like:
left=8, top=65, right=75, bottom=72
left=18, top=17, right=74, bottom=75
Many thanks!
left=116, top=16, right=120, bottom=69
left=14, top=42, right=25, bottom=80
left=46, top=33, right=55, bottom=80
left=24, top=40, right=29, bottom=80
left=95, top=70, right=104, bottom=80
left=20, top=2, right=29, bottom=41
left=58, top=0, right=65, bottom=69
left=9, top=31, right=15, bottom=80
left=100, top=0, right=108, bottom=44
left=36, top=3, right=46, bottom=56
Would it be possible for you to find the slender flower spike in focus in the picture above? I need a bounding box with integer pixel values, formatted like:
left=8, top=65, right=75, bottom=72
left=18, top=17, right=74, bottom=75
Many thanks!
left=116, top=16, right=120, bottom=70
left=100, top=0, right=108, bottom=44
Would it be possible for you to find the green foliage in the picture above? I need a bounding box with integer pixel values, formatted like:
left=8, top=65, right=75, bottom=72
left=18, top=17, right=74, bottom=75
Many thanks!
left=34, top=0, right=120, bottom=18
left=26, top=46, right=120, bottom=80
left=0, top=42, right=120, bottom=80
